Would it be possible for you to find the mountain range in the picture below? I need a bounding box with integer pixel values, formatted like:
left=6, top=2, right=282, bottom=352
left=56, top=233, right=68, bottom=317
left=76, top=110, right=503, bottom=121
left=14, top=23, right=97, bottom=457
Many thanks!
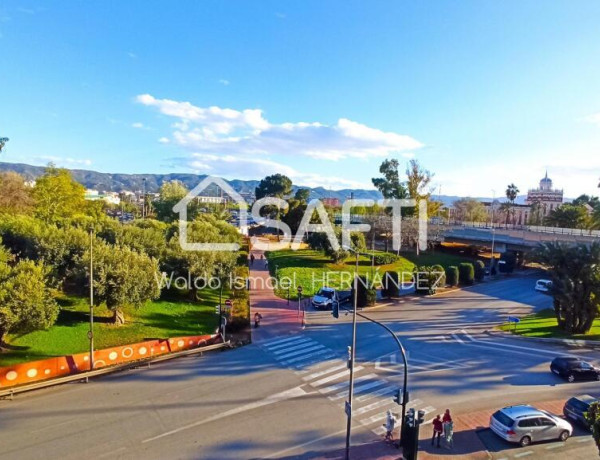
left=0, top=161, right=532, bottom=205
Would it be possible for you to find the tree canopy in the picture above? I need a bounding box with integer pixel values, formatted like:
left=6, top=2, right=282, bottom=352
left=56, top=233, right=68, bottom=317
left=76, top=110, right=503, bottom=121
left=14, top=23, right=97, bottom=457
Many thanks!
left=32, top=165, right=86, bottom=222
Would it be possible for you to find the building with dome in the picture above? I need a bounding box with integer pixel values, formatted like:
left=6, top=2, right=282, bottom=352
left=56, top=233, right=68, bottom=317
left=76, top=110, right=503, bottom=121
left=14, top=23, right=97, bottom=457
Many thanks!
left=525, top=171, right=563, bottom=218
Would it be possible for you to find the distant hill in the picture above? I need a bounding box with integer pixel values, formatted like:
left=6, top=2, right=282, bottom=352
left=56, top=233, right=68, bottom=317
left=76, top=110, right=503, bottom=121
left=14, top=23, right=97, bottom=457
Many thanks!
left=0, top=162, right=382, bottom=201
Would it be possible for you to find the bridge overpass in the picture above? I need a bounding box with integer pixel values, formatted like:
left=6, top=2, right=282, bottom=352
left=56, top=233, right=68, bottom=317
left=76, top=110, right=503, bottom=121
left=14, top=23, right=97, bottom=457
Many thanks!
left=437, top=222, right=600, bottom=253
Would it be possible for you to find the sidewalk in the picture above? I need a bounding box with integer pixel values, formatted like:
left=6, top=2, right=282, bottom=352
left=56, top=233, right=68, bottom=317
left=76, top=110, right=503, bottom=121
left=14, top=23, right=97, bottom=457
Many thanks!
left=249, top=238, right=305, bottom=342
left=418, top=399, right=565, bottom=460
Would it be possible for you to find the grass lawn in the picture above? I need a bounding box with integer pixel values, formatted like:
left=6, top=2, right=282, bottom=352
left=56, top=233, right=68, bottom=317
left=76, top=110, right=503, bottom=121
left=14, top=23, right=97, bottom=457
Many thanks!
left=266, top=249, right=473, bottom=300
left=0, top=291, right=220, bottom=367
left=498, top=308, right=600, bottom=341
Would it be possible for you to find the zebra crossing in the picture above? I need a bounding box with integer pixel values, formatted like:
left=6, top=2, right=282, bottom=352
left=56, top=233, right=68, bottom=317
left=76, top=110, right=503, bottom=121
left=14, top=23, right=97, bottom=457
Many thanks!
left=259, top=334, right=437, bottom=436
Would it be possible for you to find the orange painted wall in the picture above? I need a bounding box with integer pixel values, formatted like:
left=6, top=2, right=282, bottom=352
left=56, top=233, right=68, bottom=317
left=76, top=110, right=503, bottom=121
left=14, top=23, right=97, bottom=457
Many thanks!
left=0, top=334, right=221, bottom=390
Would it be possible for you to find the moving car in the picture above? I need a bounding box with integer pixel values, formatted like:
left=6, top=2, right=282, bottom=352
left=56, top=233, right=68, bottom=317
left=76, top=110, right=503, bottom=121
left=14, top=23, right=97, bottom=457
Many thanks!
left=490, top=405, right=572, bottom=447
left=311, top=287, right=339, bottom=310
left=535, top=279, right=553, bottom=292
left=563, top=394, right=598, bottom=429
left=550, top=357, right=600, bottom=382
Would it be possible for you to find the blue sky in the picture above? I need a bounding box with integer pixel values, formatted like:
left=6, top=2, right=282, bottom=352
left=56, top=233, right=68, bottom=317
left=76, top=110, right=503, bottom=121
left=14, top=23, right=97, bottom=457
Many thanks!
left=1, top=1, right=600, bottom=197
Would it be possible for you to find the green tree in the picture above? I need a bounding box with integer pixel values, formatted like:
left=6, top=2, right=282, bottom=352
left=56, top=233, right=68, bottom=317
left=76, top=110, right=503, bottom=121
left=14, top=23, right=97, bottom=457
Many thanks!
left=446, top=266, right=459, bottom=286
left=0, top=247, right=59, bottom=347
left=584, top=401, right=600, bottom=456
left=32, top=165, right=86, bottom=222
left=452, top=198, right=487, bottom=222
left=572, top=194, right=600, bottom=209
left=405, top=159, right=433, bottom=216
left=505, top=184, right=520, bottom=225
left=545, top=204, right=591, bottom=229
left=155, top=180, right=193, bottom=222
left=255, top=174, right=293, bottom=201
left=459, top=262, right=475, bottom=285
left=282, top=189, right=310, bottom=234
left=0, top=172, right=34, bottom=215
left=372, top=159, right=408, bottom=199
left=535, top=242, right=600, bottom=334
left=82, top=243, right=161, bottom=324
left=0, top=137, right=8, bottom=153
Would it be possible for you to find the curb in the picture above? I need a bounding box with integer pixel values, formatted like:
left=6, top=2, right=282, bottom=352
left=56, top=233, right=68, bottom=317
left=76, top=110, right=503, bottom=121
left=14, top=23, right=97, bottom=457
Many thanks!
left=486, top=330, right=600, bottom=349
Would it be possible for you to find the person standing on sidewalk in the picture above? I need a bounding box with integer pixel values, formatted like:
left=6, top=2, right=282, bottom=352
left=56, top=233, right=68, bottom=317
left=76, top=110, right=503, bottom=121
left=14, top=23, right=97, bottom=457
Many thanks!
left=384, top=410, right=396, bottom=442
left=432, top=415, right=443, bottom=448
left=250, top=254, right=255, bottom=266
left=442, top=409, right=454, bottom=449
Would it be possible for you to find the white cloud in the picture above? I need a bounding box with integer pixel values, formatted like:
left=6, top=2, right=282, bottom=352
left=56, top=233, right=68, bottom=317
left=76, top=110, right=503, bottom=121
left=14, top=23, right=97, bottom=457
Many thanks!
left=584, top=112, right=600, bottom=127
left=128, top=51, right=138, bottom=59
left=158, top=137, right=170, bottom=144
left=136, top=94, right=422, bottom=162
left=34, top=156, right=92, bottom=167
left=219, top=79, right=230, bottom=86
left=132, top=122, right=145, bottom=129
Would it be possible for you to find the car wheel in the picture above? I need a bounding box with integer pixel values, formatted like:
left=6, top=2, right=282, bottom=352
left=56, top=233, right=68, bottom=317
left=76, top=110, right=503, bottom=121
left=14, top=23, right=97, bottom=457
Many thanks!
left=519, top=436, right=531, bottom=447
left=567, top=374, right=575, bottom=383
left=559, top=431, right=569, bottom=442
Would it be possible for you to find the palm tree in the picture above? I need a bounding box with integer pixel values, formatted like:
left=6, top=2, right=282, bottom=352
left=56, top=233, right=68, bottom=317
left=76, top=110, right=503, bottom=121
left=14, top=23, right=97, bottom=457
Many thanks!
left=499, top=202, right=512, bottom=225
left=535, top=242, right=600, bottom=334
left=505, top=183, right=520, bottom=225
left=0, top=137, right=8, bottom=154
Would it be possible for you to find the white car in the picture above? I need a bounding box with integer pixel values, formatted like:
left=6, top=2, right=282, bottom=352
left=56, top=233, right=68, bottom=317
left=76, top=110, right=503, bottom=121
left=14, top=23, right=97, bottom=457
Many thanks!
left=312, top=287, right=339, bottom=310
left=535, top=279, right=553, bottom=292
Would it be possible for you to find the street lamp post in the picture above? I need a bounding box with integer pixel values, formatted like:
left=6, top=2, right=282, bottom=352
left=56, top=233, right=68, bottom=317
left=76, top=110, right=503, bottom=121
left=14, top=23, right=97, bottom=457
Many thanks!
left=344, top=249, right=359, bottom=460
left=490, top=190, right=496, bottom=273
left=88, top=230, right=94, bottom=371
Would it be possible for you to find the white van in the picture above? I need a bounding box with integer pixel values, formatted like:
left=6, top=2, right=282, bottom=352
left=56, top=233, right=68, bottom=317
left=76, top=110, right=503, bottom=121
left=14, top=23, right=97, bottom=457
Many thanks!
left=535, top=279, right=553, bottom=292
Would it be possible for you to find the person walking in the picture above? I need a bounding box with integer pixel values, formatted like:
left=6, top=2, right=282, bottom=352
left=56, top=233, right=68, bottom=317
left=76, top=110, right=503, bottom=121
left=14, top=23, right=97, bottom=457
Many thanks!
left=254, top=312, right=262, bottom=328
left=442, top=409, right=454, bottom=449
left=384, top=410, right=396, bottom=442
left=432, top=415, right=443, bottom=448
left=250, top=253, right=255, bottom=266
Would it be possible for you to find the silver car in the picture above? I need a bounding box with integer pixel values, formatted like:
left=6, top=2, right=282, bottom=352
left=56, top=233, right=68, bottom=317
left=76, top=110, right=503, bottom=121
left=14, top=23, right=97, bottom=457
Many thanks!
left=490, top=405, right=572, bottom=447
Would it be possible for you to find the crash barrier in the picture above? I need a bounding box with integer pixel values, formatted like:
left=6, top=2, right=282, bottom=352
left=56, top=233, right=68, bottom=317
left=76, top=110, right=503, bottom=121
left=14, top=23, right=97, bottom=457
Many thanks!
left=0, top=333, right=222, bottom=390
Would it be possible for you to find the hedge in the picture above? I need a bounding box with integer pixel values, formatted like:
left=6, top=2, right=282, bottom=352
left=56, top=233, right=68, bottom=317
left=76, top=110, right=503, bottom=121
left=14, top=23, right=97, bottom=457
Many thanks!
left=446, top=266, right=459, bottom=287
left=459, top=262, right=475, bottom=285
left=431, top=264, right=446, bottom=287
left=354, top=275, right=377, bottom=308
left=382, top=271, right=400, bottom=298
left=474, top=260, right=486, bottom=282
left=373, top=253, right=400, bottom=265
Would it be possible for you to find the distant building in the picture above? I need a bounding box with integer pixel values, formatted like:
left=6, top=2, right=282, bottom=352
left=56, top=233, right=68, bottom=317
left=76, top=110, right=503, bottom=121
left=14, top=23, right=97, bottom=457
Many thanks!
left=322, top=197, right=340, bottom=207
left=525, top=171, right=563, bottom=217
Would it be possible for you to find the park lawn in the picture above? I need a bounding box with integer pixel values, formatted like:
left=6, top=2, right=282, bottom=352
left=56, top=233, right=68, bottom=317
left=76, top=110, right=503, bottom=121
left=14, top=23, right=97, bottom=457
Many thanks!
left=0, top=291, right=220, bottom=367
left=498, top=308, right=600, bottom=341
left=266, top=249, right=472, bottom=300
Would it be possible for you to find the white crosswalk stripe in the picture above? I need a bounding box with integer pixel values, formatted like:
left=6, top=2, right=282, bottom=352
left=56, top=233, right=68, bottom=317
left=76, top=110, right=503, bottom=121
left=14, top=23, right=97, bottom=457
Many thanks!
left=260, top=335, right=437, bottom=437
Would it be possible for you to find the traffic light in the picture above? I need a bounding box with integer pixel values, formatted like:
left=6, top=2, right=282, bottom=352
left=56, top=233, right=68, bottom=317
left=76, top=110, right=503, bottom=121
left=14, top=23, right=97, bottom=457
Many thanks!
left=417, top=409, right=425, bottom=424
left=215, top=305, right=221, bottom=315
left=393, top=388, right=401, bottom=405
left=405, top=407, right=415, bottom=426
left=332, top=301, right=339, bottom=318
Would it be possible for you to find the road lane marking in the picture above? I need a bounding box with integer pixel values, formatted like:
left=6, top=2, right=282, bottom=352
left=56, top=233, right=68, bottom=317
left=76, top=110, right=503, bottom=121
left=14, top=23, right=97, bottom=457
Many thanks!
left=353, top=398, right=392, bottom=416
left=302, top=363, right=347, bottom=381
left=142, top=386, right=307, bottom=443
left=275, top=345, right=325, bottom=360
left=361, top=409, right=396, bottom=425
left=328, top=380, right=385, bottom=401
left=261, top=335, right=305, bottom=348
left=545, top=443, right=564, bottom=450
left=282, top=350, right=334, bottom=365
left=356, top=385, right=397, bottom=402
left=311, top=368, right=362, bottom=387
left=513, top=452, right=533, bottom=458
left=98, top=447, right=127, bottom=458
left=266, top=337, right=312, bottom=351
left=577, top=438, right=592, bottom=443
left=319, top=374, right=377, bottom=394
left=271, top=341, right=317, bottom=355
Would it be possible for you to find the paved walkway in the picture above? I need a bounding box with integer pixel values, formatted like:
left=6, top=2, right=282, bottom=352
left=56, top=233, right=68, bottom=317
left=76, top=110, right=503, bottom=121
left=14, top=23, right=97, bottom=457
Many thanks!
left=249, top=238, right=304, bottom=342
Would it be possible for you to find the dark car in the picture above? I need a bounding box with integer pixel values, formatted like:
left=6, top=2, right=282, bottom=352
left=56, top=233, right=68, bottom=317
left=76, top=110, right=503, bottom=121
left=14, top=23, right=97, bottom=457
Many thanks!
left=563, top=395, right=598, bottom=428
left=550, top=357, right=600, bottom=382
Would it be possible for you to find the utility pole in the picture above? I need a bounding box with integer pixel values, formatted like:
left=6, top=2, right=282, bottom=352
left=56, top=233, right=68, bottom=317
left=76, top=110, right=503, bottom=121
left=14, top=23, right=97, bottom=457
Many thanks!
left=142, top=178, right=147, bottom=219
left=491, top=190, right=496, bottom=273
left=88, top=229, right=94, bottom=371
left=344, top=250, right=359, bottom=460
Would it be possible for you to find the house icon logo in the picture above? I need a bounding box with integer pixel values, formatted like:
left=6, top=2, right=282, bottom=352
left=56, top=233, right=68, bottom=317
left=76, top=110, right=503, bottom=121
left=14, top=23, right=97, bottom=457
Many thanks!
left=173, top=176, right=248, bottom=251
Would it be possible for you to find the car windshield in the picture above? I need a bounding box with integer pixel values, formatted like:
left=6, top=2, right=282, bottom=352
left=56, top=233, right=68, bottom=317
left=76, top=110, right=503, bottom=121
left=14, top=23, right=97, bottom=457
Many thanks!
left=493, top=411, right=514, bottom=427
left=317, top=290, right=334, bottom=299
left=579, top=362, right=594, bottom=369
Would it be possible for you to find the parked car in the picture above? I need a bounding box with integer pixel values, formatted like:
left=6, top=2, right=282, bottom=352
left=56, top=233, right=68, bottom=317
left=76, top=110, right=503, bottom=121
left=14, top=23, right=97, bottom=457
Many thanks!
left=563, top=394, right=598, bottom=429
left=490, top=405, right=572, bottom=447
left=535, top=279, right=553, bottom=292
left=312, top=287, right=339, bottom=310
left=551, top=357, right=600, bottom=382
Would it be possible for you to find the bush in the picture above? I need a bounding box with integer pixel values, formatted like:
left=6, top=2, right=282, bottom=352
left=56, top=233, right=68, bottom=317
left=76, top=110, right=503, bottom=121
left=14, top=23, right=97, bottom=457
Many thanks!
left=353, top=275, right=377, bottom=308
left=499, top=252, right=517, bottom=274
left=414, top=265, right=444, bottom=295
left=382, top=271, right=400, bottom=298
left=431, top=264, right=446, bottom=287
left=459, top=263, right=475, bottom=285
left=228, top=266, right=251, bottom=332
left=446, top=266, right=459, bottom=287
left=474, top=260, right=486, bottom=282
left=373, top=253, right=400, bottom=265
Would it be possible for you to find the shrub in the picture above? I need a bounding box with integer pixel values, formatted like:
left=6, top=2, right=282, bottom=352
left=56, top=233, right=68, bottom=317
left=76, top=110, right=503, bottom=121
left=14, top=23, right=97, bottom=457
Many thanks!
left=373, top=253, right=400, bottom=265
left=446, top=266, right=459, bottom=287
left=459, top=262, right=475, bottom=285
left=353, top=275, right=377, bottom=308
left=431, top=264, right=446, bottom=287
left=382, top=271, right=400, bottom=298
left=474, top=260, right=486, bottom=282
left=499, top=252, right=517, bottom=274
left=414, top=265, right=443, bottom=295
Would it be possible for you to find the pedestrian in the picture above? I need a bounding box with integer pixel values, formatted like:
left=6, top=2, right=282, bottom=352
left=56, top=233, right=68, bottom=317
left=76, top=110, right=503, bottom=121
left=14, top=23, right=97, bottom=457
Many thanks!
left=432, top=414, right=443, bottom=448
left=442, top=409, right=452, bottom=424
left=384, top=410, right=396, bottom=442
left=254, top=312, right=263, bottom=328
left=250, top=254, right=255, bottom=266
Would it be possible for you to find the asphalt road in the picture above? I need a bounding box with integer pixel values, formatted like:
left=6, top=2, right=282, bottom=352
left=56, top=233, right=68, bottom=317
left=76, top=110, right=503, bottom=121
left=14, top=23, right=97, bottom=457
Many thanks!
left=1, top=273, right=599, bottom=459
